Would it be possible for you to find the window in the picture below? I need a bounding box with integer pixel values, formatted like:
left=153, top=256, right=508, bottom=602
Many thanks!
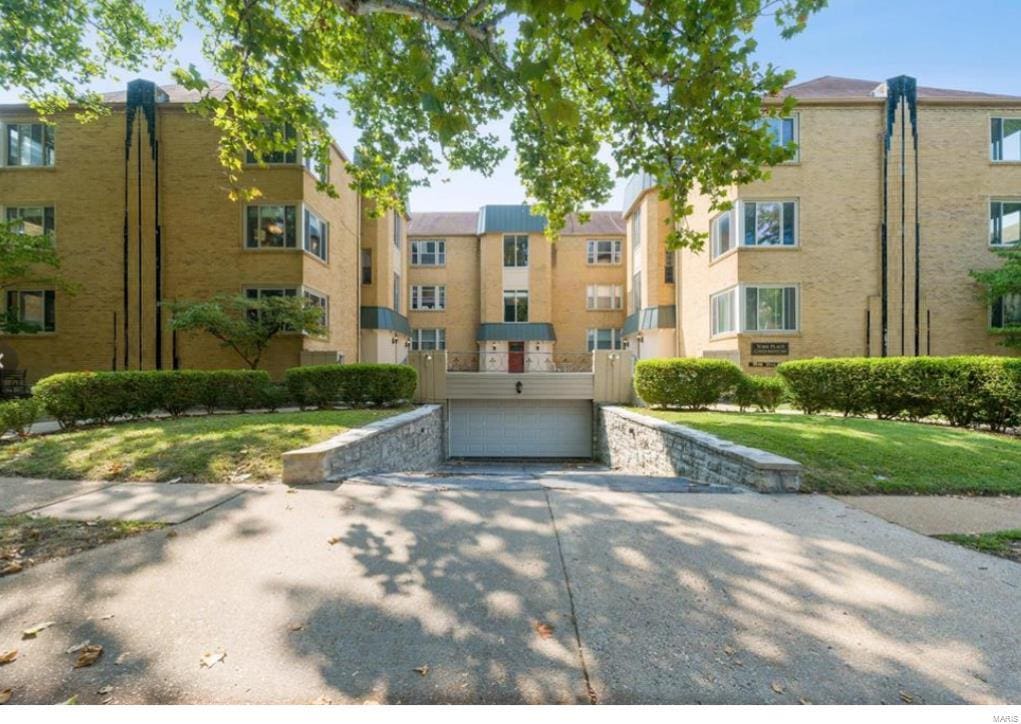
left=586, top=284, right=623, bottom=310
left=711, top=211, right=733, bottom=258
left=764, top=116, right=797, bottom=152
left=243, top=287, right=298, bottom=324
left=411, top=239, right=445, bottom=266
left=303, top=149, right=329, bottom=182
left=631, top=272, right=642, bottom=312
left=361, top=249, right=372, bottom=284
left=393, top=212, right=402, bottom=248
left=4, top=290, right=55, bottom=332
left=744, top=286, right=798, bottom=331
left=991, top=118, right=1021, bottom=162
left=711, top=288, right=736, bottom=337
left=303, top=208, right=328, bottom=261
left=393, top=273, right=401, bottom=312
left=989, top=200, right=1021, bottom=247
left=503, top=234, right=529, bottom=267
left=5, top=206, right=54, bottom=237
left=742, top=200, right=797, bottom=246
left=5, top=123, right=54, bottom=167
left=303, top=288, right=329, bottom=329
left=630, top=209, right=641, bottom=248
left=503, top=289, right=528, bottom=322
left=411, top=285, right=446, bottom=310
left=587, top=239, right=621, bottom=265
left=245, top=124, right=297, bottom=164
left=665, top=249, right=675, bottom=283
left=246, top=205, right=297, bottom=248
left=587, top=328, right=623, bottom=351
left=411, top=328, right=446, bottom=350
left=992, top=293, right=1021, bottom=329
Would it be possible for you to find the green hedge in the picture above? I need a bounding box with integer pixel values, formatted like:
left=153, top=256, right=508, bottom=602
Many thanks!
left=634, top=358, right=744, bottom=409
left=285, top=363, right=417, bottom=408
left=777, top=356, right=1021, bottom=430
left=32, top=369, right=272, bottom=428
left=0, top=398, right=39, bottom=438
left=734, top=374, right=788, bottom=412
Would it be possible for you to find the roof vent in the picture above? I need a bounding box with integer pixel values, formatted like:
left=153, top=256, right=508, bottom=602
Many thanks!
left=870, top=82, right=888, bottom=98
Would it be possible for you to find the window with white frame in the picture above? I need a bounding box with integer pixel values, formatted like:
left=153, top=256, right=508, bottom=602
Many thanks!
left=587, top=239, right=621, bottom=264
left=302, top=148, right=329, bottom=182
left=991, top=118, right=1021, bottom=162
left=503, top=234, right=529, bottom=267
left=744, top=286, right=798, bottom=331
left=4, top=123, right=54, bottom=167
left=5, top=206, right=54, bottom=237
left=711, top=210, right=733, bottom=258
left=243, top=287, right=298, bottom=324
left=411, top=328, right=446, bottom=350
left=992, top=293, right=1021, bottom=329
left=742, top=200, right=797, bottom=247
left=4, top=290, right=55, bottom=332
left=587, top=328, right=623, bottom=351
left=711, top=287, right=736, bottom=337
left=411, top=239, right=445, bottom=266
left=989, top=200, right=1021, bottom=247
left=246, top=204, right=297, bottom=248
left=245, top=124, right=297, bottom=165
left=303, top=288, right=329, bottom=329
left=503, top=289, right=528, bottom=322
left=586, top=284, right=623, bottom=310
left=303, top=208, right=328, bottom=260
left=764, top=116, right=798, bottom=153
left=411, top=285, right=446, bottom=311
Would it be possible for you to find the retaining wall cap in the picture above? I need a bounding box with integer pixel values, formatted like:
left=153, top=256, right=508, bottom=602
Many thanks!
left=602, top=406, right=803, bottom=472
left=283, top=404, right=442, bottom=457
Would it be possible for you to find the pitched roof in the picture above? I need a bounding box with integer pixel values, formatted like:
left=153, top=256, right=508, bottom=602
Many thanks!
left=777, top=75, right=1021, bottom=102
left=101, top=80, right=233, bottom=104
left=408, top=206, right=624, bottom=237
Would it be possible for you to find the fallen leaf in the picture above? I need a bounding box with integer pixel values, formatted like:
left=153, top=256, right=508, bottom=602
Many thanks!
left=0, top=689, right=11, bottom=704
left=286, top=489, right=297, bottom=494
left=59, top=695, right=78, bottom=705
left=288, top=623, right=305, bottom=632
left=114, top=652, right=131, bottom=665
left=327, top=537, right=341, bottom=545
left=899, top=690, right=914, bottom=704
left=799, top=697, right=812, bottom=705
left=771, top=681, right=785, bottom=695
left=66, top=640, right=91, bottom=654
left=0, top=650, right=16, bottom=665
left=166, top=530, right=178, bottom=538
left=99, top=614, right=115, bottom=621
left=722, top=644, right=736, bottom=656
left=1, top=562, right=23, bottom=576
left=73, top=644, right=103, bottom=668
left=200, top=651, right=226, bottom=669
left=413, top=665, right=429, bottom=676
left=22, top=621, right=56, bottom=638
left=97, top=686, right=113, bottom=695
left=534, top=621, right=555, bottom=639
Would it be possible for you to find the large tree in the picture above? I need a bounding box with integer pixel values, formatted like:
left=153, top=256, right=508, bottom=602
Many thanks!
left=1, top=0, right=825, bottom=249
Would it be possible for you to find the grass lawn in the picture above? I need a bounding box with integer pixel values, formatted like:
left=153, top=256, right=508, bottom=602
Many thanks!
left=1, top=515, right=164, bottom=576
left=0, top=408, right=408, bottom=484
left=937, top=530, right=1021, bottom=564
left=633, top=409, right=1021, bottom=495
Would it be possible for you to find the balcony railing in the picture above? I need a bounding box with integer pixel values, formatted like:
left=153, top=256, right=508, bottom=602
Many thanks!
left=447, top=351, right=593, bottom=373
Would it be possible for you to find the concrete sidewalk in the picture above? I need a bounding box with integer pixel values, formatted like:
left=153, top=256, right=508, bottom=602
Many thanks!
left=838, top=495, right=1021, bottom=535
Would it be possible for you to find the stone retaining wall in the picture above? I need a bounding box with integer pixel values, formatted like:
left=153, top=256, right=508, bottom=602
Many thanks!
left=283, top=405, right=444, bottom=484
left=596, top=406, right=801, bottom=492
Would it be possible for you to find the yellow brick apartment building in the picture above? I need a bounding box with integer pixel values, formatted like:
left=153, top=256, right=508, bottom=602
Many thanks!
left=0, top=80, right=410, bottom=382
left=624, top=75, right=1021, bottom=371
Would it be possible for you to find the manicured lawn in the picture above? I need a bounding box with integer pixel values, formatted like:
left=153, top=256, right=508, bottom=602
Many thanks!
left=0, top=409, right=408, bottom=484
left=633, top=409, right=1021, bottom=495
left=937, top=530, right=1021, bottom=564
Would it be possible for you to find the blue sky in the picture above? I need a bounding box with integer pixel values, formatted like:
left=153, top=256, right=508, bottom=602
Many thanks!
left=4, top=1, right=1018, bottom=212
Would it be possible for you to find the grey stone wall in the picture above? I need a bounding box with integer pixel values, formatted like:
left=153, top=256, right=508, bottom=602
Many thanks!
left=596, top=406, right=801, bottom=492
left=283, top=405, right=444, bottom=484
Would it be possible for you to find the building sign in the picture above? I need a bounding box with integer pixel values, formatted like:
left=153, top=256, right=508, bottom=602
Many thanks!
left=751, top=342, right=789, bottom=356
left=748, top=360, right=780, bottom=368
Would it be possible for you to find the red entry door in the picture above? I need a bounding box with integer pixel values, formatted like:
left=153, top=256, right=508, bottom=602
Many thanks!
left=508, top=342, right=525, bottom=373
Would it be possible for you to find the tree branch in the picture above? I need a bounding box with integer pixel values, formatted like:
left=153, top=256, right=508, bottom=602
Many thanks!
left=335, top=0, right=499, bottom=41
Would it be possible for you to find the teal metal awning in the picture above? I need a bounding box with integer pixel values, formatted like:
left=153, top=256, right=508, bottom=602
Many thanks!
left=622, top=305, right=676, bottom=337
left=476, top=323, right=557, bottom=342
left=360, top=306, right=411, bottom=336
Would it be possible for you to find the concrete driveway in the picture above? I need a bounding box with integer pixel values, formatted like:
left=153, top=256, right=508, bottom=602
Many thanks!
left=0, top=469, right=1018, bottom=704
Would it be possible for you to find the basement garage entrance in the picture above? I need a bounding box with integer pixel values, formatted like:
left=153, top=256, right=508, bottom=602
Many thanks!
left=448, top=399, right=593, bottom=458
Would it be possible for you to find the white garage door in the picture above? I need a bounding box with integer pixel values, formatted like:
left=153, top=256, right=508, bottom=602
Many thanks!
left=449, top=399, right=593, bottom=458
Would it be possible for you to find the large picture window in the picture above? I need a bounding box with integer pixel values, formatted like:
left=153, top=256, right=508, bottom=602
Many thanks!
left=744, top=286, right=798, bottom=332
left=711, top=288, right=736, bottom=337
left=243, top=287, right=298, bottom=324
left=4, top=290, right=55, bottom=332
left=991, top=118, right=1021, bottom=162
left=992, top=293, right=1021, bottom=329
left=303, top=208, right=328, bottom=260
left=411, top=285, right=446, bottom=311
left=411, top=328, right=446, bottom=350
left=586, top=284, right=623, bottom=310
left=586, top=239, right=621, bottom=265
left=5, top=206, right=54, bottom=237
left=5, top=123, right=54, bottom=167
left=503, top=234, right=529, bottom=267
left=990, top=200, right=1021, bottom=247
left=246, top=205, right=297, bottom=248
left=411, top=239, right=445, bottom=266
left=743, top=201, right=797, bottom=247
left=503, top=289, right=528, bottom=322
left=587, top=328, right=623, bottom=351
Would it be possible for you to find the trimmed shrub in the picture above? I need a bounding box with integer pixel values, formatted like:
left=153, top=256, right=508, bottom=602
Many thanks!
left=0, top=398, right=39, bottom=438
left=284, top=363, right=418, bottom=408
left=258, top=383, right=292, bottom=412
left=734, top=374, right=788, bottom=412
left=634, top=358, right=743, bottom=409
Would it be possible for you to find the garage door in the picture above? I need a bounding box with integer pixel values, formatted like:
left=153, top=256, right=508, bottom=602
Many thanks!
left=449, top=399, right=593, bottom=458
